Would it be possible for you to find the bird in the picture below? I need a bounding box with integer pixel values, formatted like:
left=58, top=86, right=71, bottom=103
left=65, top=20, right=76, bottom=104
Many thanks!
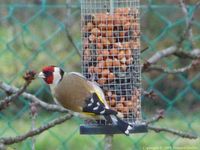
left=38, top=65, right=133, bottom=135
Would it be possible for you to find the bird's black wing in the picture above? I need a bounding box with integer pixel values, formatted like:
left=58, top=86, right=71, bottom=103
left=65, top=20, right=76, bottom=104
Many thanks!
left=83, top=93, right=117, bottom=116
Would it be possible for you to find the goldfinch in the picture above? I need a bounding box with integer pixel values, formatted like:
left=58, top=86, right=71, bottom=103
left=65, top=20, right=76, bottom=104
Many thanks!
left=38, top=65, right=133, bottom=135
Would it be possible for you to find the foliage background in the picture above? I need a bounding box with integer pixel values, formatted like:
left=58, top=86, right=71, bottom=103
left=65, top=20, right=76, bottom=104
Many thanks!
left=0, top=0, right=199, bottom=149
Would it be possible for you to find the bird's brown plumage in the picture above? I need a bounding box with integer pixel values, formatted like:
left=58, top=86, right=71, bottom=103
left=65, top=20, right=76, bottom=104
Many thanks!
left=39, top=66, right=133, bottom=135
left=52, top=72, right=93, bottom=112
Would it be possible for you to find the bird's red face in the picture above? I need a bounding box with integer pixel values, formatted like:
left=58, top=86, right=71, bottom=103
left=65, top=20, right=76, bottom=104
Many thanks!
left=38, top=66, right=64, bottom=85
left=39, top=66, right=55, bottom=84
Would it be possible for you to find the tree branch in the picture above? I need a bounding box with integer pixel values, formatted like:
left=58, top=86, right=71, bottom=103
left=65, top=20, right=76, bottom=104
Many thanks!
left=0, top=143, right=6, bottom=150
left=179, top=0, right=193, bottom=47
left=145, top=59, right=200, bottom=73
left=0, top=114, right=72, bottom=145
left=148, top=125, right=198, bottom=139
left=0, top=81, right=67, bottom=113
left=174, top=49, right=200, bottom=59
left=146, top=109, right=164, bottom=125
left=0, top=71, right=36, bottom=111
left=178, top=0, right=200, bottom=49
left=104, top=135, right=113, bottom=150
left=147, top=47, right=200, bottom=65
left=142, top=1, right=200, bottom=71
left=144, top=46, right=176, bottom=66
left=142, top=90, right=157, bottom=100
left=145, top=110, right=198, bottom=139
left=30, top=102, right=38, bottom=150
left=0, top=71, right=198, bottom=143
left=141, top=47, right=149, bottom=53
left=142, top=47, right=200, bottom=71
left=179, top=0, right=188, bottom=17
left=0, top=81, right=29, bottom=111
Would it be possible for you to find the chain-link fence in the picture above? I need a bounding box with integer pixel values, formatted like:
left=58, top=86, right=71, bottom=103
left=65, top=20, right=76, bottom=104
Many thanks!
left=0, top=0, right=199, bottom=149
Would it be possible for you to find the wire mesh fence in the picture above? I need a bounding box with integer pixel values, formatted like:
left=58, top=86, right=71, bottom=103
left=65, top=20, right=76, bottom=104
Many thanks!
left=0, top=0, right=200, bottom=149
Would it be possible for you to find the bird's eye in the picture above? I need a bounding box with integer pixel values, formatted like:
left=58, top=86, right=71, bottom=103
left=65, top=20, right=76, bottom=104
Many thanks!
left=43, top=71, right=52, bottom=77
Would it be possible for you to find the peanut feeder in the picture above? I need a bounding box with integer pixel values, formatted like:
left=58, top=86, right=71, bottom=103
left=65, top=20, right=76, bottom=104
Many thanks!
left=80, top=0, right=147, bottom=134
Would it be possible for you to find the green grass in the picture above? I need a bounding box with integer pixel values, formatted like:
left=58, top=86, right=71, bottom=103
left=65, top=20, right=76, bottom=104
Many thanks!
left=0, top=113, right=199, bottom=150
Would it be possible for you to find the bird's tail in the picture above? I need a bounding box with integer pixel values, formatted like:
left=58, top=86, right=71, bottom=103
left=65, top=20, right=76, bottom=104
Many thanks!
left=84, top=93, right=133, bottom=135
left=110, top=114, right=133, bottom=136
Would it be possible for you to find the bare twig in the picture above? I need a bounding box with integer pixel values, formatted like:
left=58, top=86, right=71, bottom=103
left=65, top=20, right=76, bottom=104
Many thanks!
left=147, top=47, right=200, bottom=65
left=146, top=109, right=164, bottom=125
left=142, top=47, right=200, bottom=71
left=0, top=114, right=72, bottom=145
left=174, top=49, right=200, bottom=59
left=104, top=135, right=113, bottom=150
left=178, top=0, right=200, bottom=49
left=146, top=109, right=198, bottom=139
left=179, top=0, right=188, bottom=18
left=145, top=59, right=200, bottom=73
left=0, top=143, right=6, bottom=150
left=31, top=116, right=36, bottom=150
left=148, top=125, right=198, bottom=139
left=142, top=90, right=157, bottom=99
left=0, top=71, right=36, bottom=111
left=0, top=82, right=29, bottom=111
left=30, top=102, right=38, bottom=150
left=141, top=47, right=149, bottom=53
left=144, top=46, right=176, bottom=66
left=142, top=1, right=200, bottom=71
left=0, top=81, right=67, bottom=112
left=179, top=0, right=193, bottom=47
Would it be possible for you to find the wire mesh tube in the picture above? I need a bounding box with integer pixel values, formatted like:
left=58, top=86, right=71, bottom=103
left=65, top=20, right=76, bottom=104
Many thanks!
left=80, top=0, right=145, bottom=134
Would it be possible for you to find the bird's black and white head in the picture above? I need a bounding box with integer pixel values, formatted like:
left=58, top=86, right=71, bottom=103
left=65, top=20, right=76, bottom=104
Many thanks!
left=38, top=66, right=64, bottom=86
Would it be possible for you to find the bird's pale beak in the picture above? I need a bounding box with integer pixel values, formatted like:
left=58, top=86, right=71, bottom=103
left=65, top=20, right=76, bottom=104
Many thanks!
left=38, top=72, right=45, bottom=78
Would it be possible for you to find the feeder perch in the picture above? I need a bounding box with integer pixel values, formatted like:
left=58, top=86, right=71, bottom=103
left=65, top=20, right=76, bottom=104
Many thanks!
left=80, top=0, right=147, bottom=134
